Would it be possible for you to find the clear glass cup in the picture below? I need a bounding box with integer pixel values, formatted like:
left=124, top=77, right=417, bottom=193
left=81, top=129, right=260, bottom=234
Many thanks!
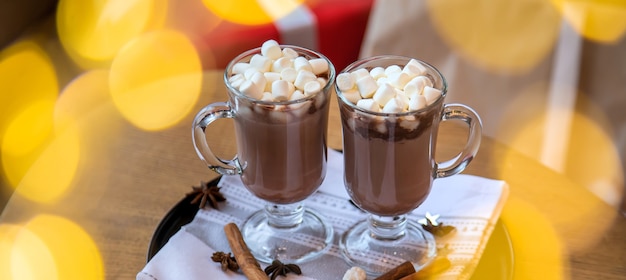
left=335, top=55, right=482, bottom=275
left=192, top=46, right=335, bottom=264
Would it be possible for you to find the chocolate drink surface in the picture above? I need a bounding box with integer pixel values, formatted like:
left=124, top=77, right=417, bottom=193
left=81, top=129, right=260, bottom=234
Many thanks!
left=234, top=98, right=329, bottom=204
left=340, top=101, right=441, bottom=216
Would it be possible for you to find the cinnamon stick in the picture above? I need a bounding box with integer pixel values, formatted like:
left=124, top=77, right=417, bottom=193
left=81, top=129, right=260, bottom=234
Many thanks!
left=374, top=261, right=416, bottom=280
left=398, top=257, right=451, bottom=280
left=224, top=223, right=269, bottom=280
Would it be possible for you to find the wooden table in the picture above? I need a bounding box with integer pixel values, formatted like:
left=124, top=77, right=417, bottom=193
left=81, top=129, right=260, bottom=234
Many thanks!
left=0, top=70, right=624, bottom=279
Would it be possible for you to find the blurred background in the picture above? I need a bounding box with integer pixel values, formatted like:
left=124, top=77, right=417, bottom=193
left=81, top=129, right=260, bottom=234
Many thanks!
left=0, top=0, right=624, bottom=278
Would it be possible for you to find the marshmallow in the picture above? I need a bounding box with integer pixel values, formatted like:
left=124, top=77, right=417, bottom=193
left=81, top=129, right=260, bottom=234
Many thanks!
left=304, top=80, right=322, bottom=96
left=372, top=83, right=396, bottom=106
left=290, top=90, right=305, bottom=101
left=261, top=39, right=282, bottom=60
left=356, top=99, right=380, bottom=112
left=271, top=80, right=291, bottom=101
left=240, top=80, right=263, bottom=99
left=387, top=71, right=410, bottom=89
left=243, top=68, right=260, bottom=80
left=341, top=89, right=361, bottom=104
left=282, top=47, right=298, bottom=58
left=382, top=97, right=404, bottom=113
left=261, top=92, right=274, bottom=101
left=400, top=116, right=420, bottom=130
left=317, top=77, right=327, bottom=88
left=409, top=94, right=427, bottom=111
left=280, top=67, right=297, bottom=83
left=232, top=62, right=251, bottom=74
left=263, top=72, right=281, bottom=91
left=228, top=73, right=245, bottom=89
left=309, top=58, right=329, bottom=75
left=356, top=75, right=378, bottom=98
left=423, top=86, right=442, bottom=105
left=396, top=92, right=410, bottom=110
left=370, top=67, right=386, bottom=80
left=376, top=77, right=389, bottom=87
left=249, top=71, right=266, bottom=92
left=404, top=75, right=431, bottom=96
left=403, top=59, right=427, bottom=77
left=336, top=73, right=355, bottom=91
left=294, top=56, right=313, bottom=72
left=384, top=65, right=402, bottom=76
left=352, top=68, right=371, bottom=80
left=249, top=54, right=271, bottom=72
left=294, top=70, right=317, bottom=90
left=271, top=57, right=292, bottom=72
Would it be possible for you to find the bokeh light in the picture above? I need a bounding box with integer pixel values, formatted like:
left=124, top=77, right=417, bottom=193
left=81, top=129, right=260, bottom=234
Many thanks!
left=0, top=215, right=103, bottom=280
left=501, top=198, right=568, bottom=280
left=201, top=0, right=304, bottom=25
left=109, top=29, right=202, bottom=131
left=551, top=0, right=626, bottom=43
left=427, top=0, right=561, bottom=74
left=56, top=0, right=167, bottom=69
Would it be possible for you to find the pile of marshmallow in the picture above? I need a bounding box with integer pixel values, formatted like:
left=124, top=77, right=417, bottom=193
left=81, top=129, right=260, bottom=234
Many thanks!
left=336, top=59, right=442, bottom=113
left=228, top=40, right=329, bottom=102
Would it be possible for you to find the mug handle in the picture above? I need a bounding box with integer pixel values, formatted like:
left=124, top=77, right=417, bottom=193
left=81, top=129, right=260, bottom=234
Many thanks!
left=192, top=102, right=242, bottom=175
left=435, top=103, right=482, bottom=178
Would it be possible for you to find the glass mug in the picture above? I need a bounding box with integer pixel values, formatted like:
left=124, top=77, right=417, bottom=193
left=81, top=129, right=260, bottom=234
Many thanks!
left=335, top=55, right=482, bottom=275
left=192, top=45, right=335, bottom=264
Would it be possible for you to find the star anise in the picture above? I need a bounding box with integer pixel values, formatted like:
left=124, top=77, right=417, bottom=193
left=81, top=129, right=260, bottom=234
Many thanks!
left=211, top=251, right=239, bottom=272
left=418, top=212, right=456, bottom=237
left=264, top=260, right=302, bottom=280
left=187, top=181, right=226, bottom=209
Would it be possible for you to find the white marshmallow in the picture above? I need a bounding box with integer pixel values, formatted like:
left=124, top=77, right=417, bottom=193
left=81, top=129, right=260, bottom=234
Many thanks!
left=409, top=94, right=427, bottom=111
left=341, top=89, right=361, bottom=104
left=280, top=67, right=298, bottom=83
left=400, top=116, right=420, bottom=130
left=240, top=80, right=263, bottom=99
left=375, top=119, right=387, bottom=134
left=304, top=80, right=322, bottom=96
left=403, top=59, right=427, bottom=77
left=384, top=65, right=402, bottom=76
left=387, top=71, right=410, bottom=89
left=232, top=62, right=251, bottom=74
left=376, top=77, right=389, bottom=87
left=249, top=54, right=272, bottom=72
left=243, top=68, right=260, bottom=80
left=352, top=68, right=370, bottom=80
left=336, top=73, right=355, bottom=91
left=369, top=67, right=386, bottom=79
left=249, top=71, right=266, bottom=92
left=423, top=86, right=442, bottom=105
left=317, top=77, right=327, bottom=88
left=229, top=73, right=245, bottom=89
left=396, top=92, right=410, bottom=110
left=261, top=39, right=282, bottom=60
left=372, top=83, right=396, bottom=106
left=282, top=47, right=298, bottom=58
left=294, top=56, right=313, bottom=72
left=309, top=58, right=329, bottom=75
left=264, top=72, right=281, bottom=91
left=261, top=92, right=274, bottom=102
left=290, top=90, right=305, bottom=101
left=356, top=99, right=380, bottom=112
left=356, top=75, right=378, bottom=98
left=272, top=80, right=291, bottom=101
left=271, top=57, right=292, bottom=72
left=404, top=75, right=432, bottom=96
left=294, top=70, right=317, bottom=90
left=382, top=97, right=404, bottom=113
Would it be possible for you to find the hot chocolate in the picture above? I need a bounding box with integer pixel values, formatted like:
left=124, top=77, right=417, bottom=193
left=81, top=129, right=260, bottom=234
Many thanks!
left=340, top=101, right=440, bottom=216
left=235, top=96, right=329, bottom=204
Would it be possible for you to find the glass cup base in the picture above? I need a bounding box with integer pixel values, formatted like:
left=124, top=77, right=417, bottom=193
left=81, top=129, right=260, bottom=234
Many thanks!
left=240, top=208, right=334, bottom=264
left=339, top=219, right=437, bottom=276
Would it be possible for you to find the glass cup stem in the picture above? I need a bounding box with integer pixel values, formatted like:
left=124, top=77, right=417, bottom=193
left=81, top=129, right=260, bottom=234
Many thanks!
left=265, top=203, right=304, bottom=228
left=368, top=215, right=408, bottom=240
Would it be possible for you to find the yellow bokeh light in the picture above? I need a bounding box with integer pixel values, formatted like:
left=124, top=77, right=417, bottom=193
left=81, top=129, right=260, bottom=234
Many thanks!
left=201, top=0, right=304, bottom=25
left=109, top=29, right=202, bottom=131
left=56, top=0, right=167, bottom=69
left=552, top=0, right=626, bottom=43
left=501, top=198, right=568, bottom=280
left=1, top=98, right=80, bottom=204
left=0, top=215, right=104, bottom=280
left=427, top=0, right=561, bottom=74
